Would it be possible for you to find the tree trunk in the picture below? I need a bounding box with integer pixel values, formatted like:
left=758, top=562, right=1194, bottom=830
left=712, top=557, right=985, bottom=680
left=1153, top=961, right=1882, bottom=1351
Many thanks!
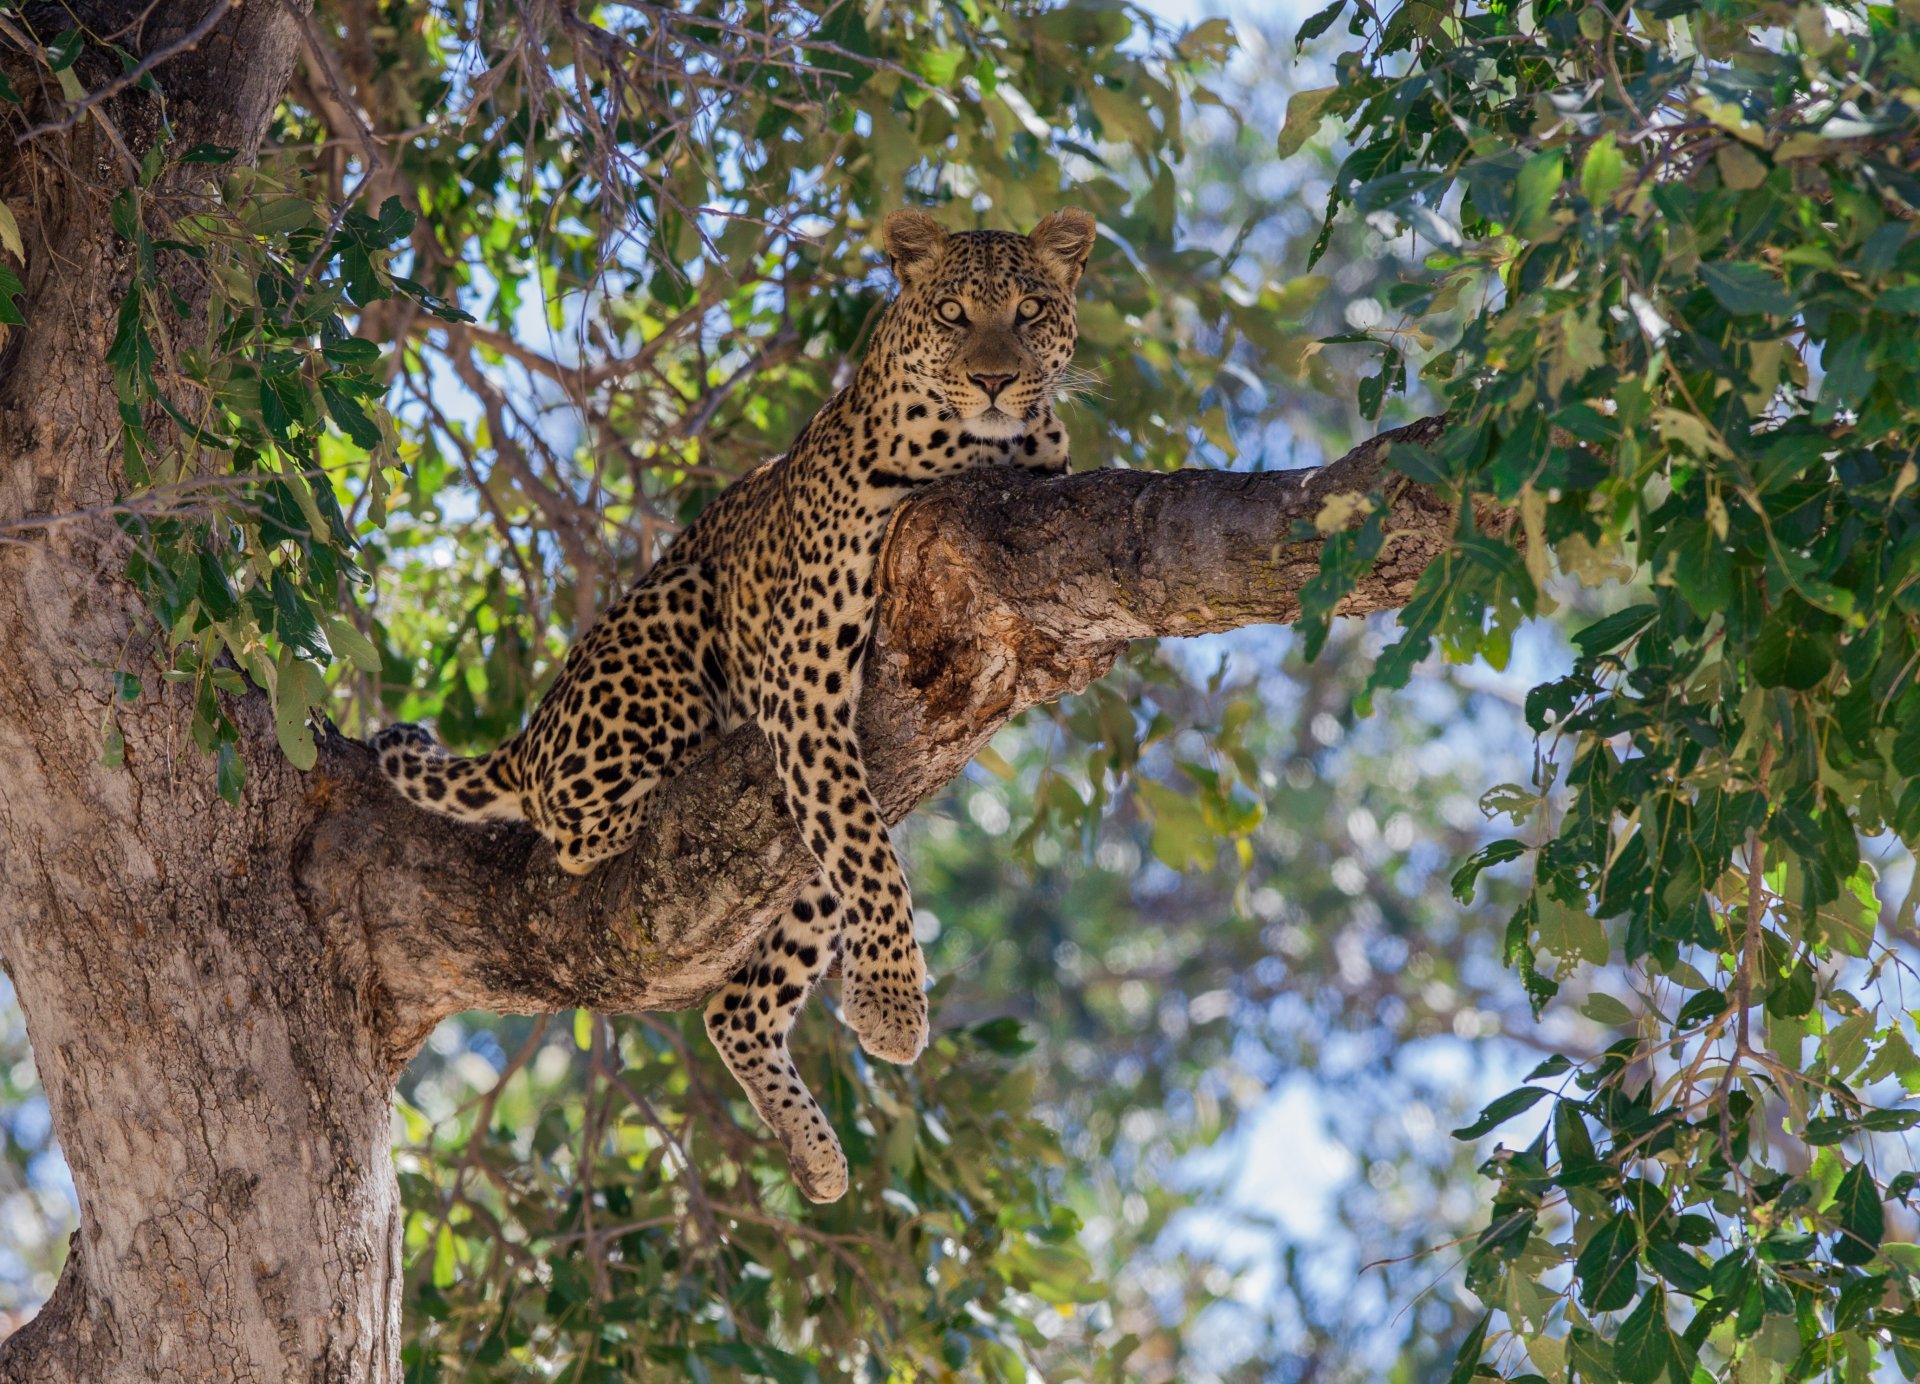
left=0, top=6, right=406, bottom=1379
left=0, top=8, right=1471, bottom=1379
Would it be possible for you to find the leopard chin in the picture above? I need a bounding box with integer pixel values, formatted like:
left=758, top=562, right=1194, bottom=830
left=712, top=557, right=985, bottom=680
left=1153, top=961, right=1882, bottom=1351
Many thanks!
left=960, top=408, right=1026, bottom=439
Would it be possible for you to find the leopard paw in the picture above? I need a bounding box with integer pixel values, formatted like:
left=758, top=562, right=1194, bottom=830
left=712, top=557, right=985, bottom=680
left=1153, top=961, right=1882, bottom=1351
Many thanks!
left=786, top=1127, right=850, bottom=1204
left=842, top=973, right=929, bottom=1064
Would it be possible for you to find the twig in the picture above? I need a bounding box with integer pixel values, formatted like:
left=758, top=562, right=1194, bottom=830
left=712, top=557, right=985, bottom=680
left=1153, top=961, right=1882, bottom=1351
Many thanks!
left=289, top=1, right=386, bottom=177
left=1736, top=738, right=1775, bottom=1058
left=1719, top=737, right=1776, bottom=1169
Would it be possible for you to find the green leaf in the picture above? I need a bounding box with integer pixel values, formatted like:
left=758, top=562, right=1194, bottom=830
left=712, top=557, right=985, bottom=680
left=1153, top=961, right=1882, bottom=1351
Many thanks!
left=1445, top=1310, right=1490, bottom=1384
left=1452, top=1085, right=1549, bottom=1140
left=1616, top=1284, right=1672, bottom=1383
left=1805, top=1114, right=1857, bottom=1145
left=44, top=30, right=83, bottom=73
left=1836, top=1272, right=1889, bottom=1331
left=1752, top=609, right=1834, bottom=690
left=1764, top=957, right=1815, bottom=1019
left=1386, top=441, right=1453, bottom=487
left=323, top=379, right=383, bottom=450
left=1579, top=134, right=1626, bottom=205
left=1570, top=604, right=1656, bottom=659
left=1576, top=1214, right=1640, bottom=1312
left=1451, top=838, right=1527, bottom=901
left=1177, top=17, right=1236, bottom=63
left=810, top=0, right=873, bottom=94
left=1861, top=1108, right=1920, bottom=1133
left=272, top=651, right=325, bottom=772
left=1555, top=1100, right=1605, bottom=1185
left=110, top=189, right=141, bottom=245
left=1294, top=0, right=1348, bottom=47
left=1277, top=87, right=1336, bottom=158
left=1700, top=261, right=1796, bottom=317
left=1676, top=989, right=1728, bottom=1028
left=339, top=244, right=381, bottom=306
left=431, top=1223, right=456, bottom=1288
left=1833, top=1163, right=1885, bottom=1266
left=0, top=202, right=22, bottom=264
left=270, top=571, right=330, bottom=660
left=325, top=618, right=381, bottom=674
left=1357, top=345, right=1403, bottom=420
left=373, top=195, right=415, bottom=244
left=0, top=263, right=26, bottom=327
left=1536, top=895, right=1607, bottom=966
left=1819, top=787, right=1860, bottom=879
left=1139, top=778, right=1219, bottom=870
left=1512, top=150, right=1564, bottom=238
left=969, top=1017, right=1036, bottom=1057
left=242, top=198, right=317, bottom=237
left=1581, top=992, right=1634, bottom=1026
left=1661, top=523, right=1733, bottom=615
left=1646, top=1238, right=1709, bottom=1295
left=216, top=740, right=244, bottom=806
left=321, top=338, right=381, bottom=366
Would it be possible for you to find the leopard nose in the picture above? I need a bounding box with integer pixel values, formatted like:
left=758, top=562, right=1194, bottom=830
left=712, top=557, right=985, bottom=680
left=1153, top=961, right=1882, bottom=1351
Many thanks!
left=969, top=373, right=1015, bottom=400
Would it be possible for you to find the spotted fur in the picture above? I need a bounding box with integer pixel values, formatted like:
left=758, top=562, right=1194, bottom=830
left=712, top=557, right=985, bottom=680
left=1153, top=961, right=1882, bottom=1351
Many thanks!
left=375, top=208, right=1094, bottom=1201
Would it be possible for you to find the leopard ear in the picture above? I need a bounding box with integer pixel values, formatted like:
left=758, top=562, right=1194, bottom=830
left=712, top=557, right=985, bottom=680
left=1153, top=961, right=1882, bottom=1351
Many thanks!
left=881, top=210, right=950, bottom=287
left=1027, top=208, right=1096, bottom=290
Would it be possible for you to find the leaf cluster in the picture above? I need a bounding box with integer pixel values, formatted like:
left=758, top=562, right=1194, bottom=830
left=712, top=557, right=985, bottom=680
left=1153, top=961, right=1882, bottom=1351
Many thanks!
left=1293, top=1, right=1920, bottom=1377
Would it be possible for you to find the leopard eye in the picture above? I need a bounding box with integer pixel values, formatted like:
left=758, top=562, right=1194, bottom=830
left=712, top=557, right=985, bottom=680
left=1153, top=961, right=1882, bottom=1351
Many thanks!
left=1016, top=297, right=1044, bottom=321
left=936, top=299, right=968, bottom=325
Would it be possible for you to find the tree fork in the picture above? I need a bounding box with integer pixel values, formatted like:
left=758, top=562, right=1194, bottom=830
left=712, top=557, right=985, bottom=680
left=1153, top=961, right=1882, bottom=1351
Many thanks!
left=5, top=392, right=1459, bottom=1378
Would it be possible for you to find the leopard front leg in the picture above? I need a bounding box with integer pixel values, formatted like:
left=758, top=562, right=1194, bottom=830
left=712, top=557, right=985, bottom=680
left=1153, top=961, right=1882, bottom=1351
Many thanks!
left=754, top=656, right=928, bottom=1066
left=703, top=882, right=848, bottom=1202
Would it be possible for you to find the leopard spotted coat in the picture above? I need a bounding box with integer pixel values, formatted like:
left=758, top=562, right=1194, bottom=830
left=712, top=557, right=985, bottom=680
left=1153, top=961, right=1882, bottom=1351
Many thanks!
left=375, top=208, right=1094, bottom=1200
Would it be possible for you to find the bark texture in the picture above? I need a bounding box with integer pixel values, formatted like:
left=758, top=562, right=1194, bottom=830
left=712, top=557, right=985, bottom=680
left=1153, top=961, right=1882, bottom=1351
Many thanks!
left=0, top=8, right=1473, bottom=1380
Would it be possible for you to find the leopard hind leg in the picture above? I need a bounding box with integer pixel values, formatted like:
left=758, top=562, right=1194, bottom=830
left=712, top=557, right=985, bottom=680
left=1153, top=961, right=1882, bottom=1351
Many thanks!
left=703, top=881, right=847, bottom=1202
left=518, top=577, right=726, bottom=875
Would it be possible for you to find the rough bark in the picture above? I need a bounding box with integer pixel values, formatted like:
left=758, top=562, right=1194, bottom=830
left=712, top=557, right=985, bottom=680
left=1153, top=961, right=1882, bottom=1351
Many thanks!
left=0, top=7, right=1477, bottom=1381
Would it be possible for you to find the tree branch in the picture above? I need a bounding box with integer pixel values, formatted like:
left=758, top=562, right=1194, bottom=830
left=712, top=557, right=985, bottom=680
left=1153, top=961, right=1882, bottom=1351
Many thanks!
left=296, top=416, right=1460, bottom=1061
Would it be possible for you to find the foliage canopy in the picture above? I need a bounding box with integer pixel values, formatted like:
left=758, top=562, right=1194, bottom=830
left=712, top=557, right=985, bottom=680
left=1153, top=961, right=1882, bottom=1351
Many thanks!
left=1300, top=1, right=1920, bottom=1379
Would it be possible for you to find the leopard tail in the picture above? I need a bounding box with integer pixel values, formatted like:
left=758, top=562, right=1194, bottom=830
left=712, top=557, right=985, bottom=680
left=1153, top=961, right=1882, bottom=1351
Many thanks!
left=371, top=723, right=525, bottom=824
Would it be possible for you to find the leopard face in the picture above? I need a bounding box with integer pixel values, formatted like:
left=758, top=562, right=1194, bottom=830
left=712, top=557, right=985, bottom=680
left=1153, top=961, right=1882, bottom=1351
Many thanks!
left=873, top=209, right=1094, bottom=444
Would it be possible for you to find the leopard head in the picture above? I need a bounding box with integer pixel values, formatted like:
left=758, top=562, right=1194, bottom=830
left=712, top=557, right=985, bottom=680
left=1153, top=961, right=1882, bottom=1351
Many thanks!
left=868, top=208, right=1095, bottom=438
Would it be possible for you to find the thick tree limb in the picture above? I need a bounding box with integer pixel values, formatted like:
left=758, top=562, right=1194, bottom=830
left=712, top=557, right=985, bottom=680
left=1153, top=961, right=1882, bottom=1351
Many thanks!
left=298, top=415, right=1457, bottom=1060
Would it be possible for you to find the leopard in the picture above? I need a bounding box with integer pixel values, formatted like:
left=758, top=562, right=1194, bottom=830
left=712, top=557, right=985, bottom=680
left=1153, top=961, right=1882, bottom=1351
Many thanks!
left=373, top=208, right=1094, bottom=1203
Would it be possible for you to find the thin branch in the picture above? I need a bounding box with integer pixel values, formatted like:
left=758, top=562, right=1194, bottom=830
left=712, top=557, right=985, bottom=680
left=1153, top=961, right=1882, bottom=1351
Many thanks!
left=288, top=2, right=386, bottom=177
